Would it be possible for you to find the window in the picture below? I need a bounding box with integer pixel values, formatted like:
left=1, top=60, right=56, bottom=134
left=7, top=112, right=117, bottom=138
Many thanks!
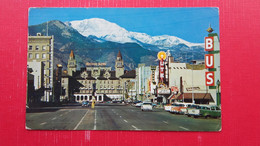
left=28, top=53, right=33, bottom=59
left=35, top=53, right=39, bottom=59
left=42, top=46, right=46, bottom=50
left=35, top=45, right=39, bottom=50
left=42, top=53, right=46, bottom=59
left=29, top=45, right=32, bottom=50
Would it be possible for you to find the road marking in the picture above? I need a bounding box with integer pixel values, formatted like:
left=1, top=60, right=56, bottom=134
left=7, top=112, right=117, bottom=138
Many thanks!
left=94, top=110, right=97, bottom=130
left=163, top=121, right=168, bottom=124
left=40, top=122, right=47, bottom=125
left=52, top=117, right=57, bottom=120
left=179, top=126, right=189, bottom=131
left=74, top=110, right=89, bottom=130
left=120, top=116, right=122, bottom=118
left=131, top=125, right=141, bottom=130
left=60, top=114, right=63, bottom=117
left=123, top=119, right=128, bottom=123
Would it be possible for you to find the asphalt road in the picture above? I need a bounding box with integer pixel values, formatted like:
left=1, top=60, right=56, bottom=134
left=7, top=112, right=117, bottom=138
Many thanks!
left=26, top=103, right=221, bottom=131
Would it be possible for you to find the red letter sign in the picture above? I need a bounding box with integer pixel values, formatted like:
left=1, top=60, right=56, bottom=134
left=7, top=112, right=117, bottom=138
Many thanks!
left=205, top=54, right=214, bottom=68
left=205, top=72, right=215, bottom=86
left=205, top=37, right=214, bottom=51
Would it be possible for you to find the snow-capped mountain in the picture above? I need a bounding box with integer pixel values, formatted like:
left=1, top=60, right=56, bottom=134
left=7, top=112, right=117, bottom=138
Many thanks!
left=66, top=18, right=203, bottom=49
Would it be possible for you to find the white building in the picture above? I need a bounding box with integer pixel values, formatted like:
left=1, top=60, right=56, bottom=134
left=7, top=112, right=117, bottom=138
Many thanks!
left=27, top=60, right=44, bottom=90
left=136, top=64, right=152, bottom=101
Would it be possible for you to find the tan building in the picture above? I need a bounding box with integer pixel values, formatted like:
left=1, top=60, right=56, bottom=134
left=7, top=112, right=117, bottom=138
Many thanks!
left=66, top=50, right=135, bottom=102
left=28, top=33, right=54, bottom=102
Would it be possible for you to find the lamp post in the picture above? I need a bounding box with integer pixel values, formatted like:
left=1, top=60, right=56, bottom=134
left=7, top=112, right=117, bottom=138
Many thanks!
left=216, top=80, right=220, bottom=106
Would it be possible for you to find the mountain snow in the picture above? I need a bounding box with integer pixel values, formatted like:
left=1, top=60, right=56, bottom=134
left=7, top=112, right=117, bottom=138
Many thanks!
left=66, top=18, right=203, bottom=49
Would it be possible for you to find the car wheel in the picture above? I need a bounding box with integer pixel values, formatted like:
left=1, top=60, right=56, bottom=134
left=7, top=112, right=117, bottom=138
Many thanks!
left=193, top=115, right=198, bottom=118
left=204, top=115, right=209, bottom=119
left=187, top=115, right=191, bottom=117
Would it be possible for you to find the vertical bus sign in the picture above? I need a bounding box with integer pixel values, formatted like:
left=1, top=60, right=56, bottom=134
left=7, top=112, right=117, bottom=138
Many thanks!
left=205, top=72, right=215, bottom=86
left=205, top=37, right=214, bottom=51
left=205, top=54, right=214, bottom=68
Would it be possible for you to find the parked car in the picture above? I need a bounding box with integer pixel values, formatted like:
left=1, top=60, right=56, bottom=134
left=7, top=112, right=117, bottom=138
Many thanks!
left=81, top=101, right=90, bottom=107
left=187, top=105, right=221, bottom=118
left=141, top=102, right=153, bottom=111
left=152, top=103, right=157, bottom=108
left=135, top=102, right=143, bottom=107
left=170, top=103, right=185, bottom=114
left=164, top=104, right=173, bottom=111
left=179, top=103, right=193, bottom=115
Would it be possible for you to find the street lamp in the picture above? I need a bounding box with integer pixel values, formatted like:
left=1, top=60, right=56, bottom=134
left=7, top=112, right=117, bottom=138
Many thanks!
left=216, top=80, right=221, bottom=106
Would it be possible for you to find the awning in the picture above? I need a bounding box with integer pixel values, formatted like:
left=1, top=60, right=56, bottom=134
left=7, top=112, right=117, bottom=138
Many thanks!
left=176, top=93, right=213, bottom=102
left=167, top=94, right=175, bottom=100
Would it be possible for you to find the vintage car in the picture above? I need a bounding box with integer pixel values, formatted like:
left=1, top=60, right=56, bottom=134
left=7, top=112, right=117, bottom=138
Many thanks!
left=187, top=105, right=221, bottom=118
left=141, top=102, right=153, bottom=111
left=170, top=103, right=184, bottom=114
left=135, top=102, right=143, bottom=107
left=81, top=101, right=90, bottom=107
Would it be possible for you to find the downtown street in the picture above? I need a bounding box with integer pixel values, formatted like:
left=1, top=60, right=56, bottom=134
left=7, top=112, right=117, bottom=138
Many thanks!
left=26, top=103, right=221, bottom=131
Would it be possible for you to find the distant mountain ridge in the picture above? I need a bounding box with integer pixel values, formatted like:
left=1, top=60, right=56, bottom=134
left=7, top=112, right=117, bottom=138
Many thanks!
left=28, top=19, right=206, bottom=70
left=66, top=18, right=204, bottom=49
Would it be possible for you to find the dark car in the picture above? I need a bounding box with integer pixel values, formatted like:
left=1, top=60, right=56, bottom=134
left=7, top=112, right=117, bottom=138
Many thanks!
left=81, top=101, right=90, bottom=107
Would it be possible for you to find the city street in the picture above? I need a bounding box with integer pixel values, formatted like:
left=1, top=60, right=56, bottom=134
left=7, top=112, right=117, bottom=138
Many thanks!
left=26, top=103, right=221, bottom=131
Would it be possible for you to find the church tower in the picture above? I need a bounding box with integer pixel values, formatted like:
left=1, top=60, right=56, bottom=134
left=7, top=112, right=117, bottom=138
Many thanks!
left=115, top=50, right=124, bottom=78
left=67, top=50, right=77, bottom=76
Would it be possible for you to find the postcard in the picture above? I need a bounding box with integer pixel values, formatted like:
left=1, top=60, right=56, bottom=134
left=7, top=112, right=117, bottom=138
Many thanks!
left=26, top=8, right=221, bottom=131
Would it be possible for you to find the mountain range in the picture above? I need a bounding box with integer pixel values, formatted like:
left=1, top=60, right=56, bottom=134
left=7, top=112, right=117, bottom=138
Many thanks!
left=28, top=18, right=206, bottom=70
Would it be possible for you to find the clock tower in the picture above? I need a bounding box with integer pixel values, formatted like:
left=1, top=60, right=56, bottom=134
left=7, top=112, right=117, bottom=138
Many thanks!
left=67, top=50, right=77, bottom=76
left=115, top=50, right=124, bottom=78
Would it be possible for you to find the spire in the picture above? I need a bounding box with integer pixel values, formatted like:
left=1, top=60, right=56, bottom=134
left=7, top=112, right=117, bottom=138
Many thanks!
left=117, top=50, right=122, bottom=58
left=207, top=24, right=214, bottom=33
left=70, top=50, right=75, bottom=59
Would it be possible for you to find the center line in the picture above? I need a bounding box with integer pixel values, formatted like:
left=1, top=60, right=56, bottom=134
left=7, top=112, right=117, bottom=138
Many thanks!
left=163, top=121, right=168, bottom=124
left=131, top=125, right=141, bottom=130
left=94, top=110, right=97, bottom=130
left=52, top=117, right=57, bottom=120
left=123, top=119, right=128, bottom=123
left=74, top=110, right=89, bottom=130
left=40, top=122, right=47, bottom=125
left=179, top=126, right=189, bottom=131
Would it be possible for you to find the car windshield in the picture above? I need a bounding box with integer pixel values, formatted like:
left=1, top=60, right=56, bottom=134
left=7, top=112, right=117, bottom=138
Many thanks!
left=143, top=103, right=151, bottom=105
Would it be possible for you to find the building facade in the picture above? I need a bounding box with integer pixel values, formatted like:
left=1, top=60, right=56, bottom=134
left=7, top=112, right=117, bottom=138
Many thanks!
left=64, top=50, right=135, bottom=103
left=27, top=33, right=54, bottom=102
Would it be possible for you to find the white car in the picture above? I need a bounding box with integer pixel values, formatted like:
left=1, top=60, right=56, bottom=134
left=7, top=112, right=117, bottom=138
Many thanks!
left=135, top=103, right=143, bottom=107
left=141, top=102, right=153, bottom=111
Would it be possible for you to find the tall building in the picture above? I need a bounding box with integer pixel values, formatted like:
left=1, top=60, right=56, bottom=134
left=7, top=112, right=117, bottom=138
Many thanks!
left=67, top=50, right=77, bottom=76
left=64, top=50, right=136, bottom=103
left=27, top=33, right=54, bottom=102
left=115, top=50, right=124, bottom=78
left=136, top=64, right=152, bottom=101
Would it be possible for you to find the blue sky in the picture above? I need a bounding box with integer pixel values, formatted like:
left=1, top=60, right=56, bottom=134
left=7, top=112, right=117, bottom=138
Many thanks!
left=29, top=8, right=219, bottom=43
